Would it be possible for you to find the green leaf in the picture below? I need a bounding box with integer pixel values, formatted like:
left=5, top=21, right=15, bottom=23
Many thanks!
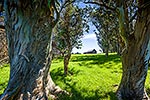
left=48, top=0, right=51, bottom=8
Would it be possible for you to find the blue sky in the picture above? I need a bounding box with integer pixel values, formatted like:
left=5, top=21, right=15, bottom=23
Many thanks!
left=72, top=2, right=101, bottom=54
left=72, top=22, right=101, bottom=53
left=72, top=33, right=101, bottom=53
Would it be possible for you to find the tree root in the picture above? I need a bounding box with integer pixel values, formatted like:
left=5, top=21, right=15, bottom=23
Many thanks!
left=143, top=89, right=150, bottom=100
left=49, top=86, right=70, bottom=100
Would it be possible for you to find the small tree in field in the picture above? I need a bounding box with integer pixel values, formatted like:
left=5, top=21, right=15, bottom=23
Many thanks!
left=53, top=4, right=83, bottom=75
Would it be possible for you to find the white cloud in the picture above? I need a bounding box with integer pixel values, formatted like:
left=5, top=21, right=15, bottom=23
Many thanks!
left=72, top=33, right=102, bottom=54
left=82, top=33, right=96, bottom=40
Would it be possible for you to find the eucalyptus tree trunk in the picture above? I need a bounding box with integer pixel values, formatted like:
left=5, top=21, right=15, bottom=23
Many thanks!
left=63, top=30, right=72, bottom=75
left=64, top=40, right=72, bottom=76
left=0, top=0, right=59, bottom=99
left=64, top=51, right=71, bottom=75
left=116, top=42, right=121, bottom=56
left=117, top=2, right=150, bottom=99
left=105, top=46, right=109, bottom=57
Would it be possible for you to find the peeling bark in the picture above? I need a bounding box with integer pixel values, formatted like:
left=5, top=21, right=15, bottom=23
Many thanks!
left=0, top=0, right=61, bottom=99
left=117, top=3, right=150, bottom=99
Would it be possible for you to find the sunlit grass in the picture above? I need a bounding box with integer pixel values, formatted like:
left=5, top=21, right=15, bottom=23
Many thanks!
left=1, top=53, right=150, bottom=100
left=0, top=64, right=10, bottom=94
left=50, top=53, right=121, bottom=100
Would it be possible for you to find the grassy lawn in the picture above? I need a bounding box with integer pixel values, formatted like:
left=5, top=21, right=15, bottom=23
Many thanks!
left=1, top=53, right=150, bottom=100
left=0, top=64, right=10, bottom=95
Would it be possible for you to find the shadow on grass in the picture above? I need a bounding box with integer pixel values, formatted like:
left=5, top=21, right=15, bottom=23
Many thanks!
left=0, top=82, right=8, bottom=96
left=0, top=64, right=9, bottom=68
left=71, top=54, right=120, bottom=65
left=0, top=82, right=7, bottom=89
left=71, top=54, right=121, bottom=69
left=51, top=67, right=117, bottom=100
left=57, top=85, right=117, bottom=100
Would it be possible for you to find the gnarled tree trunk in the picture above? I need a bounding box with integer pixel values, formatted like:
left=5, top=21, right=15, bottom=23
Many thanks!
left=117, top=2, right=150, bottom=99
left=0, top=0, right=60, bottom=99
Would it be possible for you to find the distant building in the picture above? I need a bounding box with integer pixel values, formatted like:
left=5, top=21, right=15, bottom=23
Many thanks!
left=83, top=49, right=97, bottom=54
left=75, top=52, right=81, bottom=54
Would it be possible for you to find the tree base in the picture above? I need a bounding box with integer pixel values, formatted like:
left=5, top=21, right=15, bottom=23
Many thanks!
left=116, top=89, right=149, bottom=100
left=49, top=86, right=70, bottom=100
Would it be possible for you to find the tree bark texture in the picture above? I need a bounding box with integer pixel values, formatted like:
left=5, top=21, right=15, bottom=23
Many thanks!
left=64, top=52, right=71, bottom=75
left=63, top=32, right=72, bottom=75
left=0, top=0, right=57, bottom=99
left=117, top=2, right=150, bottom=100
left=105, top=46, right=109, bottom=57
left=0, top=17, right=8, bottom=64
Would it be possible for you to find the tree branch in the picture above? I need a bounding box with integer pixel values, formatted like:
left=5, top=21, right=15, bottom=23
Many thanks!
left=52, top=41, right=65, bottom=55
left=53, top=0, right=75, bottom=26
left=60, top=0, right=75, bottom=13
left=53, top=1, right=59, bottom=26
left=139, top=0, right=150, bottom=9
left=84, top=1, right=116, bottom=12
left=129, top=11, right=137, bottom=23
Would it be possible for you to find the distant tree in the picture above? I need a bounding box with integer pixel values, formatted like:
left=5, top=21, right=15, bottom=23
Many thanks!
left=84, top=0, right=150, bottom=99
left=89, top=6, right=120, bottom=56
left=0, top=0, right=74, bottom=99
left=53, top=4, right=84, bottom=75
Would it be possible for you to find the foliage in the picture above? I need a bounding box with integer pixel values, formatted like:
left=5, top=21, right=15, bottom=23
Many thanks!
left=89, top=6, right=120, bottom=55
left=52, top=3, right=84, bottom=56
left=81, top=3, right=121, bottom=56
left=83, top=0, right=138, bottom=55
left=52, top=3, right=85, bottom=75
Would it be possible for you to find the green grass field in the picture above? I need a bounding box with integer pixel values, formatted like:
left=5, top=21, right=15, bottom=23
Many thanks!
left=1, top=53, right=150, bottom=100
